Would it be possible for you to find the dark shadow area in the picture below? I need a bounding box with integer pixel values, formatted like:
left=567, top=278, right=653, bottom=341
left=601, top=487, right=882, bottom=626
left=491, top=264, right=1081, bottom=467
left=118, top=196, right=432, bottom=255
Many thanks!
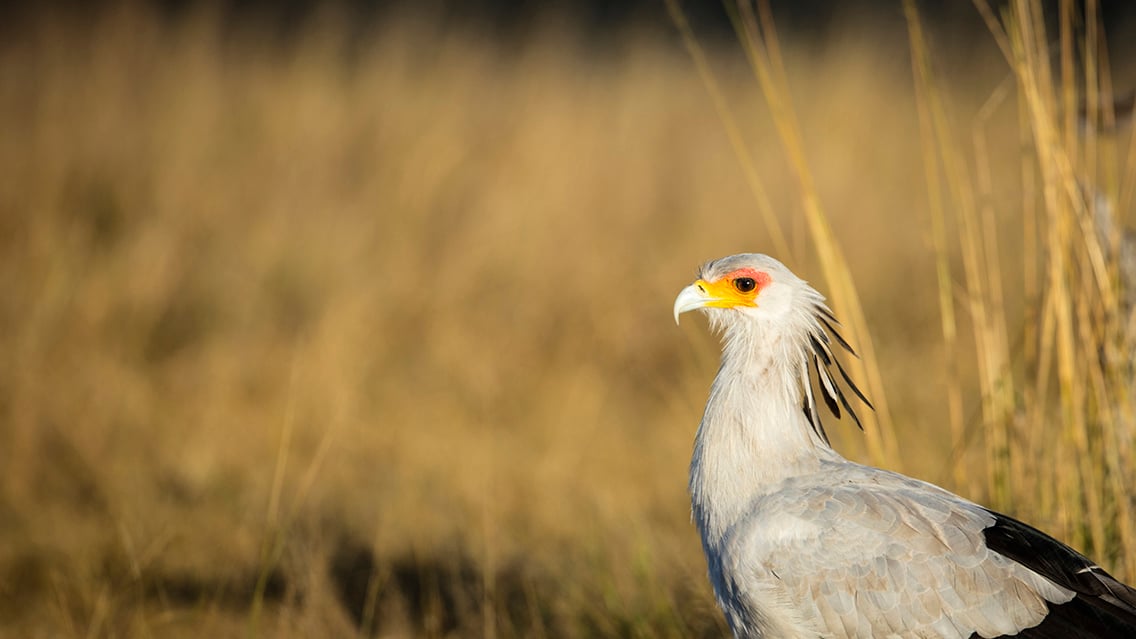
left=328, top=536, right=553, bottom=637
left=7, top=0, right=1136, bottom=53
left=137, top=564, right=291, bottom=610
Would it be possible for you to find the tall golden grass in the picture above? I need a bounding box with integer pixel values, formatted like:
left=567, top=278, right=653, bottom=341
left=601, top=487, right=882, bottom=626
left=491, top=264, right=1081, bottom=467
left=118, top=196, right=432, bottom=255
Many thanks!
left=907, top=0, right=1136, bottom=578
left=0, top=1, right=1132, bottom=636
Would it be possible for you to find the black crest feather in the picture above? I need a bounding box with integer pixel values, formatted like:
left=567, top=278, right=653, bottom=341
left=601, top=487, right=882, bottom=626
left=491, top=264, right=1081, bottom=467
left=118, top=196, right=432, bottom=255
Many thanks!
left=801, top=304, right=873, bottom=437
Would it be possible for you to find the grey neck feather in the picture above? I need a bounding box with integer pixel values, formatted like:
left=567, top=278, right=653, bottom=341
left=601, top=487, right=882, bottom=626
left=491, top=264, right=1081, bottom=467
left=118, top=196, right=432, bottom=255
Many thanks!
left=689, top=314, right=842, bottom=548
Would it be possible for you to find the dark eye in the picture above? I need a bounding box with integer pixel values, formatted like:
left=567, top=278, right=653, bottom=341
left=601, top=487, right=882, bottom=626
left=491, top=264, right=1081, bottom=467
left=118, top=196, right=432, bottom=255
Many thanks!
left=733, top=277, right=757, bottom=293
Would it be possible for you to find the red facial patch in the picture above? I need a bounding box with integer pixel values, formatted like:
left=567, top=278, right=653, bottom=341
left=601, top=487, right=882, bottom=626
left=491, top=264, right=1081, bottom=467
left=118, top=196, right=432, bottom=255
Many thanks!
left=722, top=268, right=771, bottom=290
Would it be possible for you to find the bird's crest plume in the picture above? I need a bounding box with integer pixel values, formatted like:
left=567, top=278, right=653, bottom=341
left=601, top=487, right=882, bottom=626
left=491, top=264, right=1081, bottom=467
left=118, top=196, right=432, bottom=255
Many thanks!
left=800, top=302, right=873, bottom=444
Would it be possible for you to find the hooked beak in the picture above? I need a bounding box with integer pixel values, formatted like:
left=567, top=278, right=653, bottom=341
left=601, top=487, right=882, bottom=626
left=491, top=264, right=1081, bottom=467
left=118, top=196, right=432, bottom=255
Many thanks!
left=674, top=282, right=711, bottom=324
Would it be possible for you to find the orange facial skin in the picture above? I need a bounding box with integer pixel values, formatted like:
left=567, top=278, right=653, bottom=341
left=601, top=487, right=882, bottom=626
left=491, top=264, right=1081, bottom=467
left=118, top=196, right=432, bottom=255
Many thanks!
left=692, top=268, right=772, bottom=309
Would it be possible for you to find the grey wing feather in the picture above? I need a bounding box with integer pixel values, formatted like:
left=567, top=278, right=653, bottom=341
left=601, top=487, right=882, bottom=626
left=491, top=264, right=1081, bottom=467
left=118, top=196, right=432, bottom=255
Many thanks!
left=723, top=467, right=1071, bottom=638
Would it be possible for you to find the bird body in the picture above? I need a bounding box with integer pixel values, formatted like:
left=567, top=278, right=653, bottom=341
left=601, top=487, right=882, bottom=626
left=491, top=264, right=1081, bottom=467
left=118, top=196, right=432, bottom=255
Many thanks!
left=674, top=253, right=1136, bottom=638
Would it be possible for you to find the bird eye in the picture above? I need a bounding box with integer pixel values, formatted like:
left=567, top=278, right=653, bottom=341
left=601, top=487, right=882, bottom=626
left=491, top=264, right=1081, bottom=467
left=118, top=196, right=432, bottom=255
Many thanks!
left=733, top=277, right=757, bottom=293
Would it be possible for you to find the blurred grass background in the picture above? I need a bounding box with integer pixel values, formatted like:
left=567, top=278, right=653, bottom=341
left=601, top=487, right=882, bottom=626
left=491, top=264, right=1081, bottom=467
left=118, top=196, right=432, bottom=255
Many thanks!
left=1, top=1, right=1135, bottom=636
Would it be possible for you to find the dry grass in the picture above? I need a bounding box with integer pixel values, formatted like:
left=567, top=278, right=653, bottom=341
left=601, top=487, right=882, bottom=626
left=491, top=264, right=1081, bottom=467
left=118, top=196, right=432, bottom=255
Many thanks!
left=0, top=1, right=1132, bottom=637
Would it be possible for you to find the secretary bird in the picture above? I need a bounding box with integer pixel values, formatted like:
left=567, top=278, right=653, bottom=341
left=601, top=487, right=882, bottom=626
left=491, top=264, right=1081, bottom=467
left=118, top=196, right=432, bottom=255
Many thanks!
left=674, top=253, right=1136, bottom=638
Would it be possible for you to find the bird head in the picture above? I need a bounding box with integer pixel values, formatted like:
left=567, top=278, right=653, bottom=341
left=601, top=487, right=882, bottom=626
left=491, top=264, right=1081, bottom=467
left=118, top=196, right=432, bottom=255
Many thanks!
left=674, top=253, right=872, bottom=441
left=673, top=253, right=815, bottom=330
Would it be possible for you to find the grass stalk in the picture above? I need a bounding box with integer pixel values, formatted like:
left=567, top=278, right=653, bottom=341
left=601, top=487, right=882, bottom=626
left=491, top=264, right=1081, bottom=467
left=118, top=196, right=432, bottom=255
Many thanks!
left=904, top=0, right=969, bottom=492
left=905, top=0, right=1016, bottom=507
left=726, top=0, right=899, bottom=466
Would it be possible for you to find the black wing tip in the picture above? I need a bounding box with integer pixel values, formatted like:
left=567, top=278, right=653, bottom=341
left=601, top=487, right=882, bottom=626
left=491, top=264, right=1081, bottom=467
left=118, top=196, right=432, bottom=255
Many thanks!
left=982, top=510, right=1136, bottom=631
left=999, top=594, right=1136, bottom=638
